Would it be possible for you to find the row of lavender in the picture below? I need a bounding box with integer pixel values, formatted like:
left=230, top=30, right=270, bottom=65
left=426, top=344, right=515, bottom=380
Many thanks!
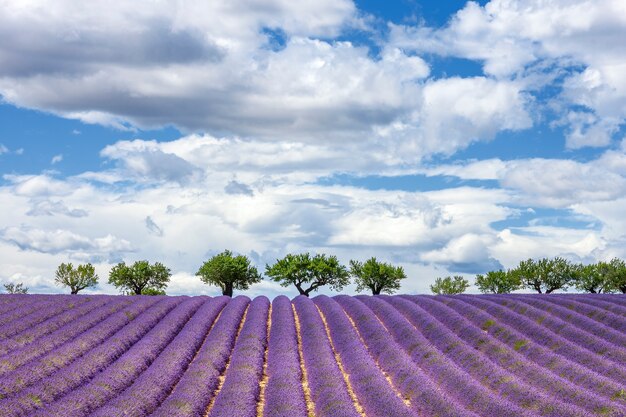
left=0, top=293, right=624, bottom=416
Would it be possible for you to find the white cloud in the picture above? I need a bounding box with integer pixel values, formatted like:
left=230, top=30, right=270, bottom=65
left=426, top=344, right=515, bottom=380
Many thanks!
left=0, top=226, right=133, bottom=260
left=51, top=154, right=63, bottom=164
left=0, top=144, right=8, bottom=155
left=390, top=0, right=626, bottom=149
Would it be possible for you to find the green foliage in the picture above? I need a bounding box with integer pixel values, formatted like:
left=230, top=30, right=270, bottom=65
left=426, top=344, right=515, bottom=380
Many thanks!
left=606, top=258, right=626, bottom=294
left=139, top=288, right=167, bottom=295
left=430, top=275, right=469, bottom=295
left=55, top=263, right=99, bottom=294
left=475, top=270, right=520, bottom=294
left=572, top=261, right=614, bottom=294
left=510, top=257, right=574, bottom=294
left=349, top=257, right=406, bottom=295
left=108, top=260, right=171, bottom=295
left=265, top=253, right=349, bottom=297
left=196, top=250, right=261, bottom=297
left=3, top=282, right=28, bottom=294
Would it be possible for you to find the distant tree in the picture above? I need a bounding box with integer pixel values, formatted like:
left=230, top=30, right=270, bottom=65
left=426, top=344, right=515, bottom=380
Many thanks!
left=3, top=282, right=28, bottom=294
left=509, top=257, right=575, bottom=294
left=108, top=261, right=171, bottom=295
left=266, top=253, right=349, bottom=297
left=196, top=250, right=262, bottom=297
left=475, top=270, right=520, bottom=294
left=572, top=261, right=614, bottom=294
left=140, top=288, right=167, bottom=296
left=430, top=275, right=469, bottom=295
left=349, top=257, right=406, bottom=295
left=606, top=258, right=626, bottom=294
left=55, top=263, right=99, bottom=294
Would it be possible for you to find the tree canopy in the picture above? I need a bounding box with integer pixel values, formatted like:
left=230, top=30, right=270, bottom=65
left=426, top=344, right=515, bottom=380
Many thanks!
left=196, top=250, right=262, bottom=297
left=430, top=275, right=469, bottom=295
left=108, top=260, right=171, bottom=295
left=571, top=261, right=614, bottom=294
left=510, top=257, right=574, bottom=294
left=606, top=257, right=626, bottom=294
left=55, top=262, right=99, bottom=294
left=475, top=270, right=520, bottom=294
left=3, top=282, right=28, bottom=294
left=349, top=257, right=406, bottom=295
left=266, top=253, right=349, bottom=297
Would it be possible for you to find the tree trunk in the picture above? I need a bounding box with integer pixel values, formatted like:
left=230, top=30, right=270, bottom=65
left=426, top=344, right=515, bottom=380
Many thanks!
left=71, top=289, right=79, bottom=295
left=223, top=283, right=233, bottom=297
left=134, top=287, right=143, bottom=295
left=372, top=287, right=381, bottom=295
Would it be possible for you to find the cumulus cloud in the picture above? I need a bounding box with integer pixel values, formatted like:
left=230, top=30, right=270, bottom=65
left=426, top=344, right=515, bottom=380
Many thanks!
left=390, top=0, right=626, bottom=149
left=0, top=226, right=133, bottom=261
left=26, top=199, right=88, bottom=218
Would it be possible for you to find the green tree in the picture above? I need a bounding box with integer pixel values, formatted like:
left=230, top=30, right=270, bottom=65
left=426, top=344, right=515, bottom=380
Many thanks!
left=430, top=275, right=469, bottom=295
left=108, top=260, right=171, bottom=295
left=606, top=258, right=626, bottom=294
left=511, top=257, right=574, bottom=294
left=349, top=257, right=406, bottom=295
left=572, top=261, right=614, bottom=294
left=475, top=270, right=520, bottom=294
left=196, top=250, right=262, bottom=297
left=55, top=263, right=99, bottom=294
left=266, top=253, right=349, bottom=297
left=3, top=282, right=28, bottom=294
left=140, top=288, right=167, bottom=295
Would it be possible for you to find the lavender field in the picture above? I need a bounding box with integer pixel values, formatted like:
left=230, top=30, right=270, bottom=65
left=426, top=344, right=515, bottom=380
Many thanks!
left=0, top=294, right=624, bottom=417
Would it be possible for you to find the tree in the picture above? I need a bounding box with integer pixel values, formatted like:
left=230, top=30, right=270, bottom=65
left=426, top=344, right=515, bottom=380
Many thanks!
left=430, top=275, right=469, bottom=295
left=572, top=261, right=614, bottom=294
left=606, top=258, right=626, bottom=294
left=349, top=257, right=406, bottom=295
left=266, top=253, right=349, bottom=297
left=3, top=282, right=28, bottom=294
left=108, top=260, right=171, bottom=295
left=475, top=270, right=520, bottom=294
left=55, top=263, right=99, bottom=294
left=196, top=250, right=262, bottom=297
left=510, top=257, right=574, bottom=294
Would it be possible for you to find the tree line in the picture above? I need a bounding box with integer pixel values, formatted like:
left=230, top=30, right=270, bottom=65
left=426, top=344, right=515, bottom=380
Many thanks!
left=5, top=251, right=407, bottom=297
left=4, top=253, right=626, bottom=297
left=430, top=256, right=626, bottom=295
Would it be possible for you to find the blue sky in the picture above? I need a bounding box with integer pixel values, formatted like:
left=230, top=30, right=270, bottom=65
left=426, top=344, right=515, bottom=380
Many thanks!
left=1, top=0, right=625, bottom=296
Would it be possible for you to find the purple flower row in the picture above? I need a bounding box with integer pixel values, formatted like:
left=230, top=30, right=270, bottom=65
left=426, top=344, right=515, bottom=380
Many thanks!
left=535, top=295, right=626, bottom=334
left=438, top=295, right=626, bottom=403
left=574, top=294, right=626, bottom=316
left=208, top=296, right=270, bottom=417
left=504, top=295, right=626, bottom=361
left=262, top=295, right=307, bottom=417
left=0, top=296, right=118, bottom=356
left=292, top=295, right=361, bottom=417
left=0, top=296, right=183, bottom=417
left=150, top=295, right=250, bottom=417
left=0, top=296, right=131, bottom=375
left=357, top=295, right=535, bottom=417
left=31, top=296, right=207, bottom=417
left=334, top=295, right=476, bottom=417
left=0, top=295, right=88, bottom=338
left=313, top=295, right=415, bottom=417
left=454, top=294, right=626, bottom=387
left=0, top=295, right=160, bottom=398
left=89, top=296, right=229, bottom=417
left=0, top=294, right=50, bottom=316
left=399, top=295, right=625, bottom=416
